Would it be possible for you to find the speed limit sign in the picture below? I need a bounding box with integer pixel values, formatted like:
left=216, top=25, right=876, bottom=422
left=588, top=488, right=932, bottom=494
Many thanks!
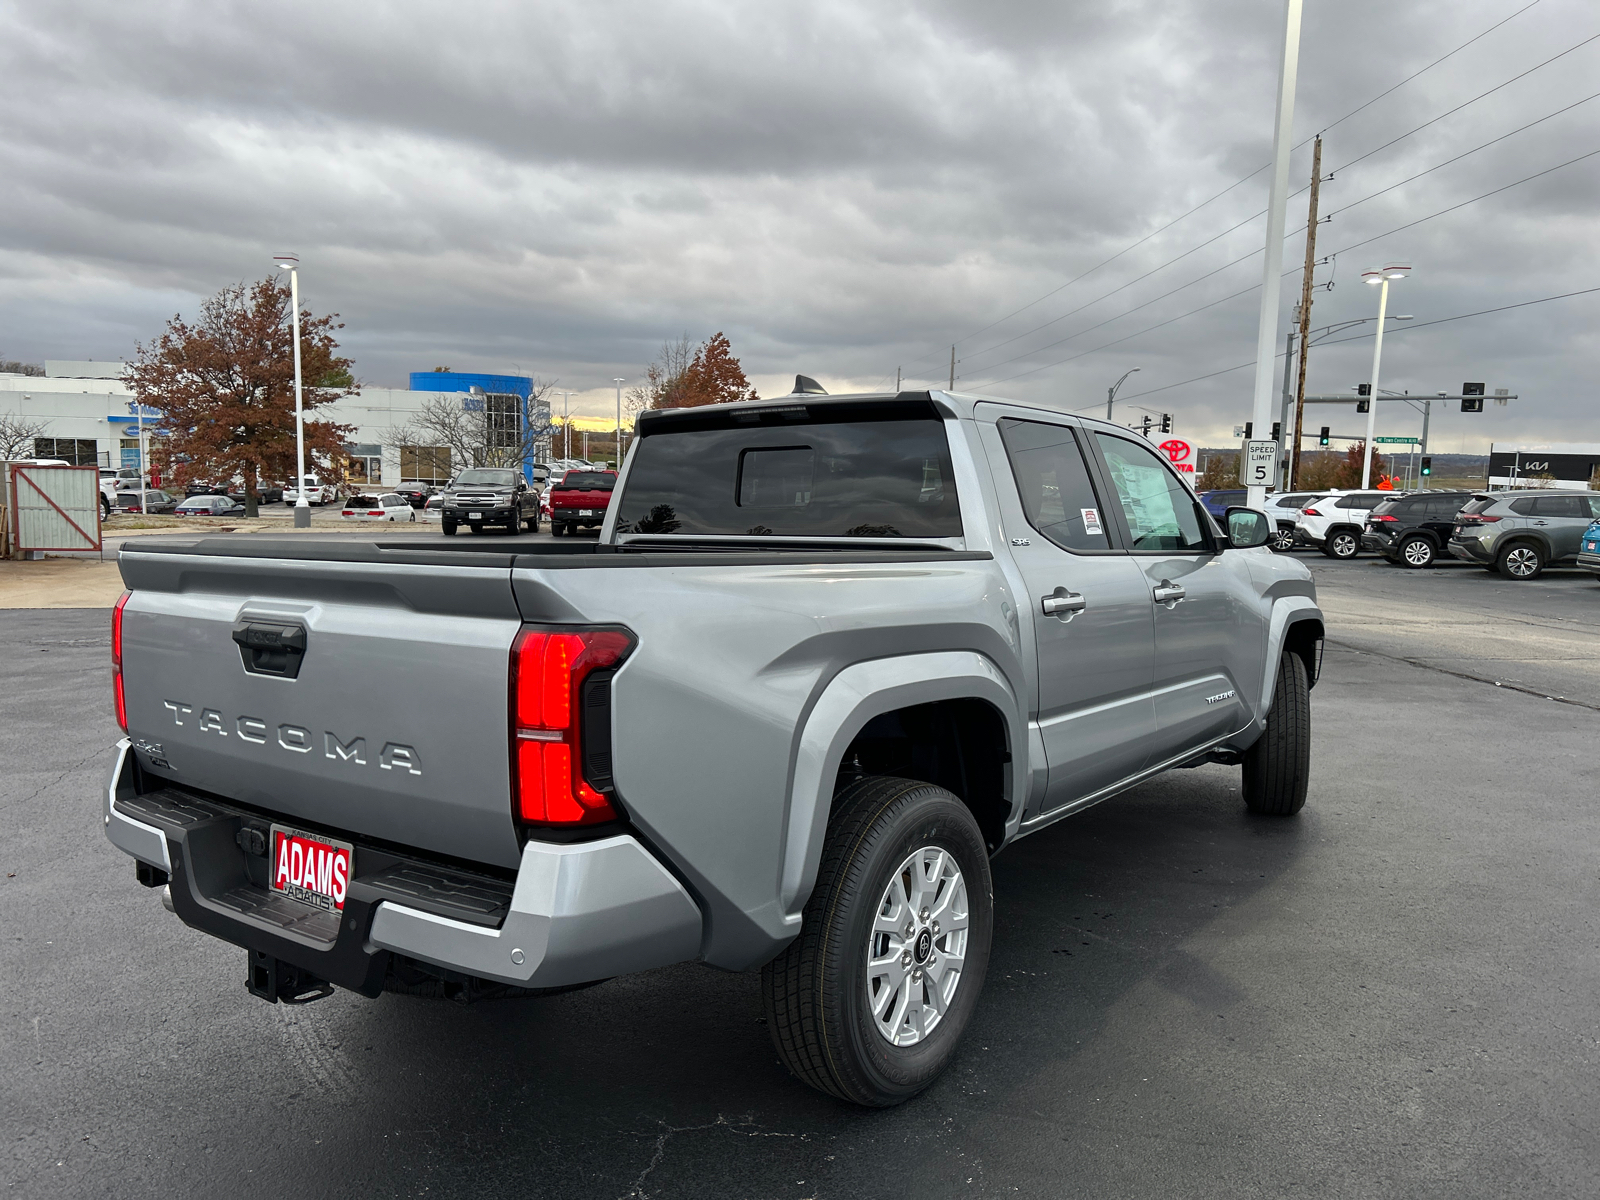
left=1244, top=440, right=1279, bottom=489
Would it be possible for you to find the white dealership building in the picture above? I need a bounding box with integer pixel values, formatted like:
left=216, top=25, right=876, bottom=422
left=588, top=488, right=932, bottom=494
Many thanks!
left=0, top=362, right=550, bottom=487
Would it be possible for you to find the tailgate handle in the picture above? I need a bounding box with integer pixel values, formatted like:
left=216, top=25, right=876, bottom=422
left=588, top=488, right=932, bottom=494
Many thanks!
left=231, top=621, right=307, bottom=679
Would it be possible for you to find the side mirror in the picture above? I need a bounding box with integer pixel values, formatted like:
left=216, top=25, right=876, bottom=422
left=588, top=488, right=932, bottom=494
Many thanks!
left=1224, top=506, right=1273, bottom=549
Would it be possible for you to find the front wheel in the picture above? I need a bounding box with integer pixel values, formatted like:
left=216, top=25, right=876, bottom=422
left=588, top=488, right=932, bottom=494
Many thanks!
left=762, top=776, right=994, bottom=1107
left=1323, top=529, right=1360, bottom=559
left=441, top=521, right=457, bottom=536
left=1242, top=650, right=1311, bottom=816
left=1399, top=535, right=1434, bottom=568
left=1270, top=525, right=1296, bottom=552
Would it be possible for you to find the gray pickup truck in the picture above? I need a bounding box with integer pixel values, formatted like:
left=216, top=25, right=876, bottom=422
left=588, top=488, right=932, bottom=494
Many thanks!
left=104, top=387, right=1323, bottom=1107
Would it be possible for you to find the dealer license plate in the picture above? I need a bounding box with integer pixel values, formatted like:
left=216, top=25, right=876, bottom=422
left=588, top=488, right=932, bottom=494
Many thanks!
left=579, top=509, right=596, bottom=516
left=469, top=511, right=482, bottom=519
left=270, top=825, right=353, bottom=913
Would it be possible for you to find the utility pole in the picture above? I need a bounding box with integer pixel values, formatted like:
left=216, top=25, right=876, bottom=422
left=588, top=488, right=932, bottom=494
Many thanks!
left=948, top=346, right=956, bottom=391
left=1290, top=134, right=1322, bottom=490
left=613, top=377, right=625, bottom=465
left=1246, top=0, right=1304, bottom=508
left=1279, top=328, right=1295, bottom=489
left=895, top=366, right=901, bottom=391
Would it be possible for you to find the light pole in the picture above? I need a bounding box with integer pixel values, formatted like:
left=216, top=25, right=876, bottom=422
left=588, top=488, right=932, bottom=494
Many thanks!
left=274, top=255, right=309, bottom=528
left=555, top=390, right=572, bottom=460
left=1359, top=262, right=1410, bottom=488
left=613, top=378, right=625, bottom=465
left=1106, top=369, right=1139, bottom=424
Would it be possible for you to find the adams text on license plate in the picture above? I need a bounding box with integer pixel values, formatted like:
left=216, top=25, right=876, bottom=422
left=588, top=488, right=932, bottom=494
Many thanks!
left=270, top=826, right=353, bottom=912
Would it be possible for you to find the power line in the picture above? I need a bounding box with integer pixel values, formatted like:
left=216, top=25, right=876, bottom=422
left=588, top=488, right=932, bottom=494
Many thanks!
left=1327, top=27, right=1600, bottom=178
left=953, top=20, right=1596, bottom=379
left=1326, top=88, right=1600, bottom=221
left=1113, top=283, right=1600, bottom=403
left=907, top=0, right=1549, bottom=377
left=977, top=141, right=1600, bottom=389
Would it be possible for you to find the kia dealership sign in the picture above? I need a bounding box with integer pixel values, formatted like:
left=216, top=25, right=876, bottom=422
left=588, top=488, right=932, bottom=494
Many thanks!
left=1159, top=439, right=1194, bottom=473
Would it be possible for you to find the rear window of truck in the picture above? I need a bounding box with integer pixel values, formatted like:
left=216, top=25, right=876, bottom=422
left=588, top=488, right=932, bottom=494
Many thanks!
left=555, top=473, right=616, bottom=490
left=616, top=414, right=961, bottom=539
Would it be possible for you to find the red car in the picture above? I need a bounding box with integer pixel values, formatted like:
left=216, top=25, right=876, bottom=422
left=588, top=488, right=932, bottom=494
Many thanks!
left=547, top=470, right=617, bottom=536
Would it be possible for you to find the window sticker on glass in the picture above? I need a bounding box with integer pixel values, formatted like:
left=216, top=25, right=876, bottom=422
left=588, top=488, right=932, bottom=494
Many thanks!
left=1081, top=508, right=1103, bottom=536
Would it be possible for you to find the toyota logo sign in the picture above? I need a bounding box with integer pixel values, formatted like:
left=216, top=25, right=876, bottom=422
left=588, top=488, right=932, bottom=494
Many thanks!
left=1159, top=439, right=1194, bottom=473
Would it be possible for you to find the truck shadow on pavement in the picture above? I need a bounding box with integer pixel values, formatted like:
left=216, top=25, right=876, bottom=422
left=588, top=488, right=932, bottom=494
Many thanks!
left=283, top=764, right=1311, bottom=1198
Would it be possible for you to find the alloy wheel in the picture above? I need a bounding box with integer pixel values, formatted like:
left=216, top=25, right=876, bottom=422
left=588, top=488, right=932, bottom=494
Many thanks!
left=1402, top=538, right=1433, bottom=567
left=1272, top=528, right=1296, bottom=552
left=866, top=845, right=969, bottom=1047
left=1331, top=532, right=1358, bottom=558
left=1504, top=546, right=1540, bottom=577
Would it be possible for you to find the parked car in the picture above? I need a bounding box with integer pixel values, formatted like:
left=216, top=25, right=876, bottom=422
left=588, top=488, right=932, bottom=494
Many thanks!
left=391, top=483, right=433, bottom=509
left=1578, top=520, right=1600, bottom=581
left=548, top=470, right=617, bottom=536
left=438, top=467, right=541, bottom=535
left=1448, top=490, right=1600, bottom=579
left=1198, top=489, right=1247, bottom=520
left=421, top=494, right=445, bottom=521
left=1361, top=491, right=1475, bottom=568
left=284, top=475, right=338, bottom=506
left=174, top=495, right=246, bottom=518
left=105, top=386, right=1324, bottom=1106
left=1262, top=493, right=1319, bottom=551
left=341, top=493, right=417, bottom=523
left=1296, top=490, right=1397, bottom=558
left=117, top=489, right=178, bottom=514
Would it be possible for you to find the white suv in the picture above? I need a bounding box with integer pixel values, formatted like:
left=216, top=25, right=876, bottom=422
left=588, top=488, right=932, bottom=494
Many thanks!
left=1296, top=490, right=1400, bottom=559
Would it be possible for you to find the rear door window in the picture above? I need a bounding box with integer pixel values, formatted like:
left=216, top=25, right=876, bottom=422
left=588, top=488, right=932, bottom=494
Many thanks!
left=616, top=411, right=961, bottom=539
left=1094, top=433, right=1210, bottom=552
left=998, top=419, right=1111, bottom=552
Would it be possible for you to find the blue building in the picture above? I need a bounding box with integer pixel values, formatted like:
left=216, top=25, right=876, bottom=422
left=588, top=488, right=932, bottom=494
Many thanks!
left=408, top=371, right=548, bottom=483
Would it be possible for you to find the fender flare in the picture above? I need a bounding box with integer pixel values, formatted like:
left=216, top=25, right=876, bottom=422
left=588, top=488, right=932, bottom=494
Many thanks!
left=1253, top=598, right=1324, bottom=729
left=778, top=651, right=1025, bottom=930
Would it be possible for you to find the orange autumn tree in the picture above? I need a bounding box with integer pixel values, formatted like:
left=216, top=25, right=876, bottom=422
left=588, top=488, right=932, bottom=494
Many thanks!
left=125, top=278, right=355, bottom=516
left=630, top=332, right=759, bottom=412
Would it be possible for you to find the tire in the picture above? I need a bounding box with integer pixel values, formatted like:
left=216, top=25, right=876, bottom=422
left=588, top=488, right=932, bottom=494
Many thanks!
left=551, top=522, right=565, bottom=537
left=1242, top=650, right=1311, bottom=816
left=1399, top=535, right=1435, bottom=568
left=469, top=522, right=483, bottom=535
left=408, top=511, right=416, bottom=523
left=1270, top=525, right=1296, bottom=552
left=525, top=512, right=540, bottom=532
left=1323, top=529, right=1360, bottom=559
left=1496, top=541, right=1543, bottom=580
left=441, top=521, right=457, bottom=536
left=762, top=776, right=994, bottom=1107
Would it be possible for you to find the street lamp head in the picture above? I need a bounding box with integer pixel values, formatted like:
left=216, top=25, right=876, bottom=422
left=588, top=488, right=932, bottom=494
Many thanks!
left=1394, top=314, right=1413, bottom=320
left=1381, top=261, right=1411, bottom=280
left=273, top=254, right=299, bottom=269
left=1361, top=268, right=1383, bottom=286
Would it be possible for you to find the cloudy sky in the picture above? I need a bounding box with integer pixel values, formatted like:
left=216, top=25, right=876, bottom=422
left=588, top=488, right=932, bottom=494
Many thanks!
left=1, top=0, right=1596, bottom=450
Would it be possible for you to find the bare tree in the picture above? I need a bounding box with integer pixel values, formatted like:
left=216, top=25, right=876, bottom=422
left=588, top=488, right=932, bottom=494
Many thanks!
left=627, top=334, right=695, bottom=416
left=0, top=413, right=50, bottom=459
left=0, top=355, right=44, bottom=376
left=388, top=380, right=555, bottom=480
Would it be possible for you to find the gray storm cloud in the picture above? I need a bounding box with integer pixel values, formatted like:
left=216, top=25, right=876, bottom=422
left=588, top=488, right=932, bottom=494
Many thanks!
left=0, top=0, right=1595, bottom=448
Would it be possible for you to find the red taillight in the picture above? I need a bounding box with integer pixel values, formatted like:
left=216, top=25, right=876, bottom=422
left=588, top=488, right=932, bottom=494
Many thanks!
left=1370, top=513, right=1398, bottom=522
left=1302, top=507, right=1322, bottom=516
left=341, top=508, right=354, bottom=515
left=509, top=627, right=634, bottom=826
left=112, top=592, right=129, bottom=733
left=368, top=510, right=384, bottom=516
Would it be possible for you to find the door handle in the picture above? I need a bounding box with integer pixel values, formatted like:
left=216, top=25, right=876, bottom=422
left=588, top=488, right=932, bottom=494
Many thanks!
left=1041, top=589, right=1086, bottom=620
left=1152, top=581, right=1186, bottom=608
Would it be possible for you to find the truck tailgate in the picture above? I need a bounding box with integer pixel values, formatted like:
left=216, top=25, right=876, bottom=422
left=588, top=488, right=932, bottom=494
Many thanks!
left=118, top=544, right=525, bottom=870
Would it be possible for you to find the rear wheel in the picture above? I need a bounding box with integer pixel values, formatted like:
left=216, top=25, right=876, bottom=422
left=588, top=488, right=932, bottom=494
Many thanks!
left=1497, top=541, right=1543, bottom=580
left=1242, top=650, right=1311, bottom=816
left=1399, top=535, right=1435, bottom=568
left=762, top=776, right=994, bottom=1107
left=551, top=522, right=565, bottom=537
left=1323, top=529, right=1360, bottom=559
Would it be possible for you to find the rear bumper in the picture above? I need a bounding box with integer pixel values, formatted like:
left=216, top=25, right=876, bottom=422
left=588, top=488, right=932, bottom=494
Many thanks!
left=1449, top=537, right=1493, bottom=564
left=104, top=741, right=703, bottom=992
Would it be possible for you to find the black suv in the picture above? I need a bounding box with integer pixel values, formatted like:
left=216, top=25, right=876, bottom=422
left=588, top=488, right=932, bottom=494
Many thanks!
left=1361, top=491, right=1475, bottom=568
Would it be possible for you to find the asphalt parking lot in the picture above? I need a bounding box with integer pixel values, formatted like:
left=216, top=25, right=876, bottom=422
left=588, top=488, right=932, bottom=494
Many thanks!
left=4, top=550, right=1598, bottom=1198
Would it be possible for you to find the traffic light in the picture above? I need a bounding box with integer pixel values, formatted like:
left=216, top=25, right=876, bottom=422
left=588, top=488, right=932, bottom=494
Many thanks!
left=1357, top=383, right=1372, bottom=396
left=1420, top=456, right=1432, bottom=477
left=1159, top=413, right=1172, bottom=433
left=1462, top=381, right=1484, bottom=413
left=1271, top=422, right=1281, bottom=440
left=1243, top=422, right=1253, bottom=439
left=1319, top=426, right=1330, bottom=446
left=1356, top=399, right=1371, bottom=414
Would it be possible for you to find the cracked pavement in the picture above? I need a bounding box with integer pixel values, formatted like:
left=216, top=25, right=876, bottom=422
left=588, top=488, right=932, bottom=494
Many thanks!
left=4, top=562, right=1599, bottom=1198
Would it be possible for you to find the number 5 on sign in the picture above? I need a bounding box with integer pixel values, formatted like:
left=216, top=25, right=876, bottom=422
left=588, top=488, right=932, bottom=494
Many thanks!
left=1244, top=440, right=1279, bottom=489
